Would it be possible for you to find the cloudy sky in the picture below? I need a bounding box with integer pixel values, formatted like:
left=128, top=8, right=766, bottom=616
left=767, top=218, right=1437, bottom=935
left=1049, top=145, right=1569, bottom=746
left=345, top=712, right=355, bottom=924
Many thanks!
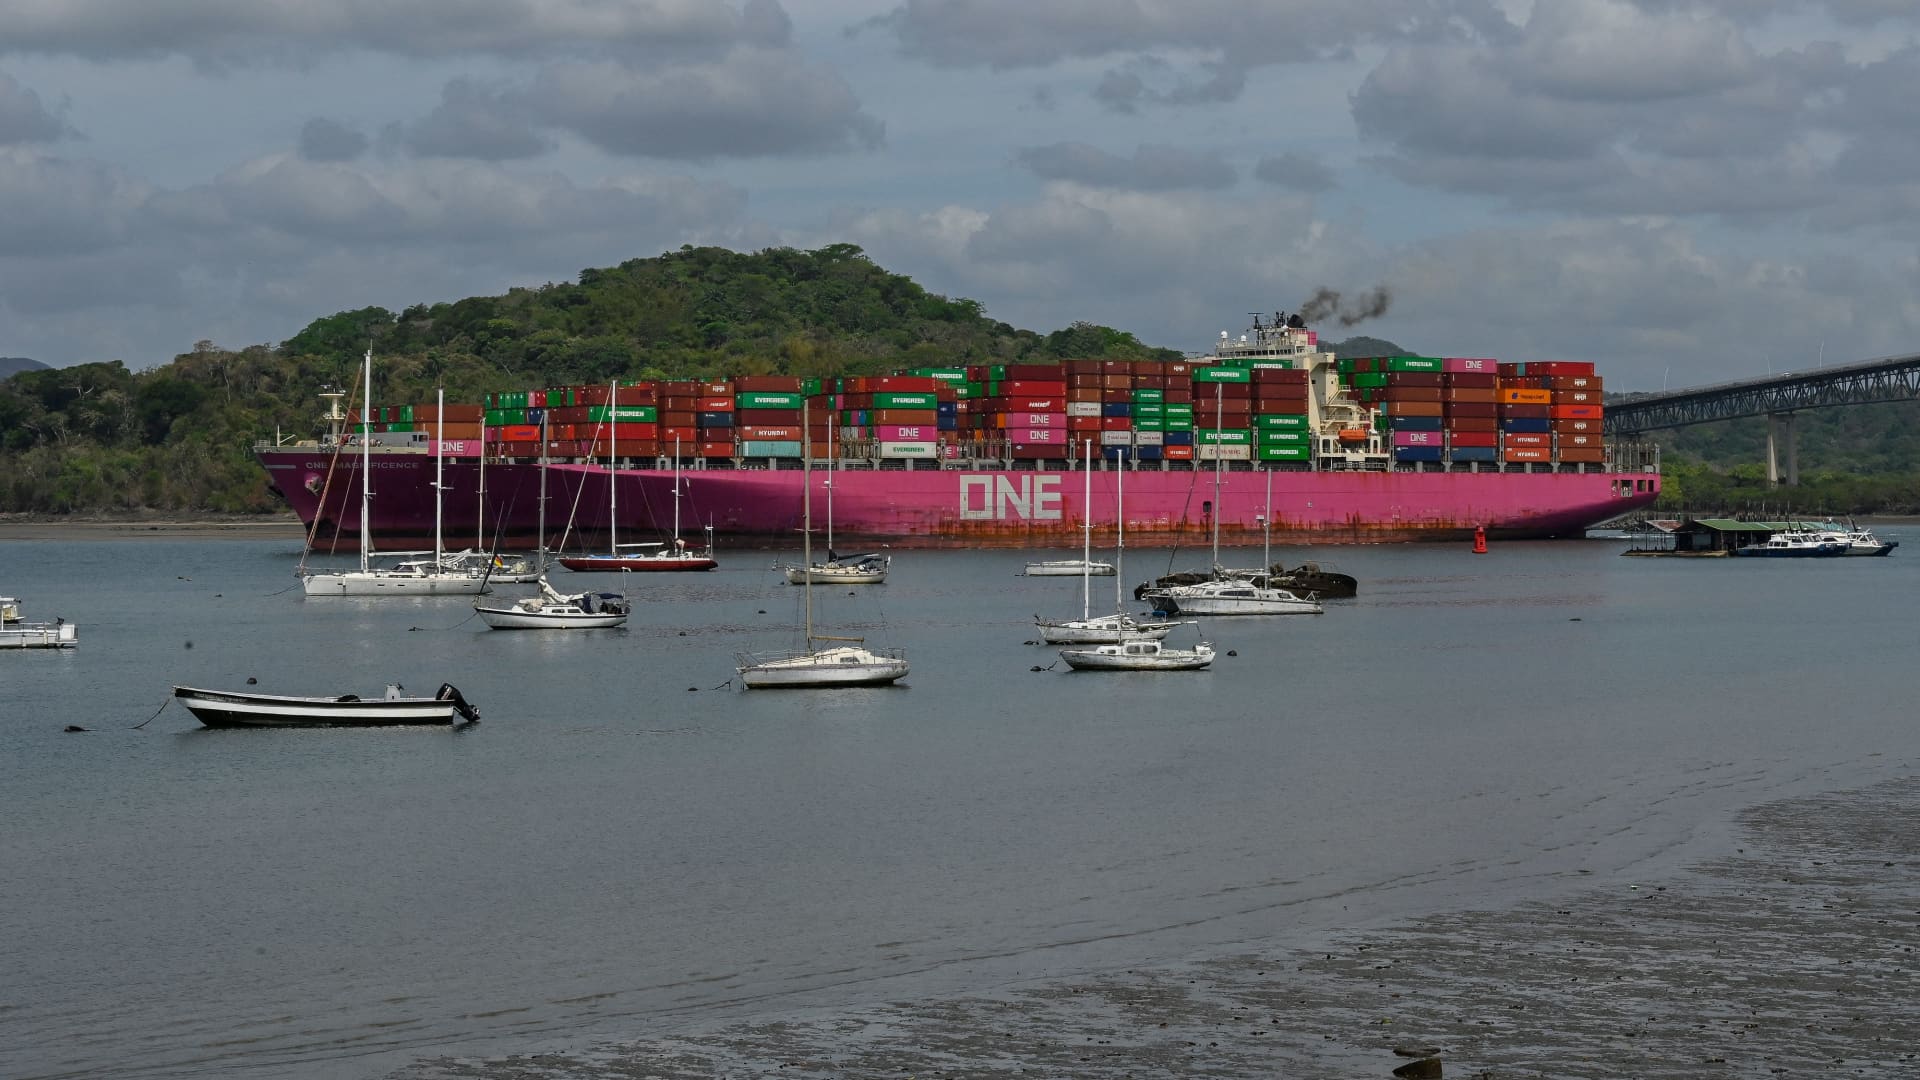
left=4, top=0, right=1919, bottom=390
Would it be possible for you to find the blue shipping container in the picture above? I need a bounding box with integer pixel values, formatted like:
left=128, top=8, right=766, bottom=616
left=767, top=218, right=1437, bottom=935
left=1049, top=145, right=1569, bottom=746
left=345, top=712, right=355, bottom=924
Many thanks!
left=1448, top=446, right=1498, bottom=462
left=1162, top=430, right=1195, bottom=446
left=1394, top=446, right=1444, bottom=462
left=697, top=411, right=734, bottom=428
left=1101, top=402, right=1132, bottom=418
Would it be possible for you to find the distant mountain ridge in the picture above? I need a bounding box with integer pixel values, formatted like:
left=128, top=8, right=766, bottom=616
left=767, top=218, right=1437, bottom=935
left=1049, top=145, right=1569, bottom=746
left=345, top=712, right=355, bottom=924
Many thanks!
left=0, top=357, right=47, bottom=378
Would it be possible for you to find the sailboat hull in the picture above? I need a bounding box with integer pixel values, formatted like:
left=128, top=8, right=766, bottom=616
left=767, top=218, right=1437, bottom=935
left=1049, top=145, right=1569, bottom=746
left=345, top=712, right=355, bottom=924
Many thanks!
left=736, top=646, right=909, bottom=688
left=1035, top=615, right=1178, bottom=644
left=557, top=553, right=717, bottom=572
left=300, top=569, right=489, bottom=596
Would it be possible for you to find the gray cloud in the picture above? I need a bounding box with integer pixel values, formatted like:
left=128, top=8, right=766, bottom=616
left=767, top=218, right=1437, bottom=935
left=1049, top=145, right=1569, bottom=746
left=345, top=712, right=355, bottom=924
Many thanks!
left=1014, top=142, right=1235, bottom=191
left=0, top=0, right=791, bottom=62
left=390, top=80, right=550, bottom=161
left=0, top=148, right=148, bottom=256
left=1253, top=152, right=1335, bottom=193
left=522, top=49, right=882, bottom=159
left=0, top=72, right=67, bottom=144
left=297, top=117, right=368, bottom=163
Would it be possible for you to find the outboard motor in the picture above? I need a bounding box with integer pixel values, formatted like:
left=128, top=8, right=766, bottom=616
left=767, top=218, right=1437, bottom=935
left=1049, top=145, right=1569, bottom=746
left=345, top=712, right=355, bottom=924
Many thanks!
left=435, top=683, right=481, bottom=723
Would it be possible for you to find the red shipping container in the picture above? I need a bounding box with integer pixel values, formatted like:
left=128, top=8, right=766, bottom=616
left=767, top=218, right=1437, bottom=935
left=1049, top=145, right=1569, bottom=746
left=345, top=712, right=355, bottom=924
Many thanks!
left=660, top=411, right=697, bottom=427
left=659, top=425, right=698, bottom=443
left=1065, top=415, right=1102, bottom=431
left=1549, top=404, right=1603, bottom=419
left=1444, top=387, right=1499, bottom=403
left=612, top=385, right=658, bottom=405
left=698, top=440, right=733, bottom=457
left=1251, top=368, right=1309, bottom=385
left=1383, top=400, right=1444, bottom=417
left=1498, top=404, right=1550, bottom=419
left=1001, top=379, right=1068, bottom=396
left=1162, top=387, right=1193, bottom=404
left=1527, top=361, right=1596, bottom=377
left=659, top=380, right=700, bottom=395
left=1443, top=372, right=1498, bottom=388
left=1447, top=431, right=1498, bottom=447
left=1003, top=363, right=1059, bottom=380
left=1386, top=372, right=1443, bottom=388
left=1100, top=416, right=1132, bottom=431
left=1545, top=375, right=1603, bottom=391
left=1069, top=374, right=1104, bottom=390
left=999, top=397, right=1066, bottom=412
left=733, top=375, right=803, bottom=392
left=1385, top=385, right=1443, bottom=402
left=1552, top=389, right=1601, bottom=405
left=1102, top=387, right=1133, bottom=404
left=1063, top=359, right=1102, bottom=376
left=1163, top=444, right=1194, bottom=460
left=1445, top=416, right=1499, bottom=432
left=1444, top=402, right=1498, bottom=418
left=1551, top=418, right=1600, bottom=433
left=662, top=396, right=701, bottom=412
left=496, top=424, right=540, bottom=442
left=697, top=396, right=734, bottom=412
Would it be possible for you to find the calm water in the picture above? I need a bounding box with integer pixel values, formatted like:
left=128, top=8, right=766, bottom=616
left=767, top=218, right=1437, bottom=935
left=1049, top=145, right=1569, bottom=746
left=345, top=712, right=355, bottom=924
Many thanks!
left=2, top=530, right=1915, bottom=1079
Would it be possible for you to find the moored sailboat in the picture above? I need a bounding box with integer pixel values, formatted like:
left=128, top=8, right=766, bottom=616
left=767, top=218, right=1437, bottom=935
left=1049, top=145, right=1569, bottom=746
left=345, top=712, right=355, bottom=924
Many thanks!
left=1036, top=443, right=1179, bottom=644
left=737, top=401, right=908, bottom=689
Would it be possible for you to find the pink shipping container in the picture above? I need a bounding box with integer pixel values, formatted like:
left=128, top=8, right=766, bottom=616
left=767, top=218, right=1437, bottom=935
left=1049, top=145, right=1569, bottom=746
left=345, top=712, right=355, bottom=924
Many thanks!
left=432, top=440, right=484, bottom=457
left=875, top=424, right=937, bottom=441
left=1011, top=412, right=1062, bottom=427
left=1016, top=428, right=1068, bottom=444
left=1393, top=430, right=1441, bottom=447
left=1443, top=358, right=1499, bottom=373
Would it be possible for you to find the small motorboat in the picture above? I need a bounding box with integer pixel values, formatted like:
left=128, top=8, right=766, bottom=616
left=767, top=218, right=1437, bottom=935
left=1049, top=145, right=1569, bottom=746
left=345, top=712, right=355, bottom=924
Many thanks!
left=0, top=597, right=76, bottom=649
left=1143, top=578, right=1324, bottom=616
left=1059, top=637, right=1214, bottom=672
left=172, top=683, right=481, bottom=727
left=474, top=576, right=629, bottom=629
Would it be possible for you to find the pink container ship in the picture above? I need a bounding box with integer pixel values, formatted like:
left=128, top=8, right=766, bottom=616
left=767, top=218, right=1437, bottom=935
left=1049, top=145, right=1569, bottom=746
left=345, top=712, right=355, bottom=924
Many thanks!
left=256, top=315, right=1661, bottom=552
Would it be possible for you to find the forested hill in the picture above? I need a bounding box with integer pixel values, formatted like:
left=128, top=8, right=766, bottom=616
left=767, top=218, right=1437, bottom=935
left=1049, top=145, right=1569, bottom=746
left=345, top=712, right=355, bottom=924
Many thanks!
left=0, top=244, right=1198, bottom=514
left=0, top=357, right=46, bottom=379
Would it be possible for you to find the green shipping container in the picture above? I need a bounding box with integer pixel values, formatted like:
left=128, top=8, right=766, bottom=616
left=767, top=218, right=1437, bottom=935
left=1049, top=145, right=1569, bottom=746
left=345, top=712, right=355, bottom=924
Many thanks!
left=1385, top=356, right=1444, bottom=373
left=1162, top=418, right=1194, bottom=431
left=801, top=377, right=824, bottom=396
left=1163, top=402, right=1194, bottom=419
left=1133, top=419, right=1165, bottom=432
left=1248, top=360, right=1295, bottom=371
left=589, top=405, right=658, bottom=422
left=1132, top=402, right=1165, bottom=419
left=735, top=391, right=805, bottom=410
left=872, top=391, right=938, bottom=409
left=1196, top=428, right=1252, bottom=445
left=1255, top=413, right=1310, bottom=430
left=909, top=367, right=969, bottom=381
left=1192, top=366, right=1251, bottom=383
left=1257, top=430, right=1308, bottom=445
left=1257, top=445, right=1312, bottom=461
left=1350, top=372, right=1389, bottom=388
left=1131, top=387, right=1165, bottom=404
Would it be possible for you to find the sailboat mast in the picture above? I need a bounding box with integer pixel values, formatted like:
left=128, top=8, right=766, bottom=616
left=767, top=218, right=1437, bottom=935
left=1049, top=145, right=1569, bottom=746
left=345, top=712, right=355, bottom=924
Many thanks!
left=1262, top=468, right=1273, bottom=578
left=826, top=410, right=836, bottom=555
left=433, top=387, right=444, bottom=566
left=537, top=411, right=549, bottom=566
left=1211, top=381, right=1224, bottom=571
left=359, top=349, right=373, bottom=573
left=475, top=432, right=486, bottom=551
left=1114, top=447, right=1125, bottom=612
left=1080, top=438, right=1092, bottom=620
left=802, top=399, right=814, bottom=646
left=608, top=379, right=617, bottom=555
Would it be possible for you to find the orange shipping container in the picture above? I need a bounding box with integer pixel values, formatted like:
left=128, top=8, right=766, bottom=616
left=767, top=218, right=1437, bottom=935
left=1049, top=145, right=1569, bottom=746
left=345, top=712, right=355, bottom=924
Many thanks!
left=1383, top=400, right=1444, bottom=417
left=1503, top=433, right=1550, bottom=448
left=699, top=441, right=734, bottom=458
left=1500, top=388, right=1551, bottom=405
left=1557, top=446, right=1606, bottom=463
left=1444, top=387, right=1499, bottom=404
left=1503, top=447, right=1551, bottom=462
left=1545, top=375, right=1603, bottom=391
left=1552, top=389, right=1602, bottom=405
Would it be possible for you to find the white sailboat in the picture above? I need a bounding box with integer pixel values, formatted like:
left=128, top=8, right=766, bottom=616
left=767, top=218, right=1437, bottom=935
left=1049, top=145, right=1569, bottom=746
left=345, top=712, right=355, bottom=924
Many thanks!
left=300, top=360, right=490, bottom=597
left=1036, top=443, right=1179, bottom=644
left=785, top=420, right=889, bottom=584
left=474, top=574, right=629, bottom=629
left=445, top=420, right=543, bottom=583
left=1142, top=386, right=1322, bottom=617
left=737, top=401, right=908, bottom=689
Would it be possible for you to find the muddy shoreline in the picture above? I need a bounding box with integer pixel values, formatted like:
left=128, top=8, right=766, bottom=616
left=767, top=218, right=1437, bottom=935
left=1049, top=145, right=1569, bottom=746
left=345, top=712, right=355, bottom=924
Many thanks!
left=0, top=514, right=303, bottom=541
left=401, top=776, right=1920, bottom=1079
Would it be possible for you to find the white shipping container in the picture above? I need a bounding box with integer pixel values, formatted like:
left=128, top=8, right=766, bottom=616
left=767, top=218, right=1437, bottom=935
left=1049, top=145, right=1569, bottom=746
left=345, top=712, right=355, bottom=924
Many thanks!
left=1196, top=444, right=1252, bottom=461
left=878, top=440, right=939, bottom=458
left=1065, top=401, right=1104, bottom=417
left=1099, top=429, right=1135, bottom=445
left=1131, top=430, right=1165, bottom=446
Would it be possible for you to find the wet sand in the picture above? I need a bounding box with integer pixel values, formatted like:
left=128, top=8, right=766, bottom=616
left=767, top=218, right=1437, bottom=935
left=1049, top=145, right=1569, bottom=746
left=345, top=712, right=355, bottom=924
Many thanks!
left=401, top=776, right=1920, bottom=1079
left=0, top=515, right=303, bottom=541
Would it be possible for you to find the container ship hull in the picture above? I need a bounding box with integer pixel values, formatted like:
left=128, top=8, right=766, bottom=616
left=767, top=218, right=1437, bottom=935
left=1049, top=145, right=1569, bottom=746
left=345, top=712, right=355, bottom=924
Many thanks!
left=259, top=450, right=1660, bottom=551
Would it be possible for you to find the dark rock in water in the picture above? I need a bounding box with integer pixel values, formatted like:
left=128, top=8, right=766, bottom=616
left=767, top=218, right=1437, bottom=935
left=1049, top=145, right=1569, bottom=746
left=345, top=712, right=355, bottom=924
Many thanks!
left=64, top=725, right=88, bottom=733
left=1393, top=1047, right=1443, bottom=1058
left=1391, top=1057, right=1442, bottom=1079
left=246, top=677, right=257, bottom=684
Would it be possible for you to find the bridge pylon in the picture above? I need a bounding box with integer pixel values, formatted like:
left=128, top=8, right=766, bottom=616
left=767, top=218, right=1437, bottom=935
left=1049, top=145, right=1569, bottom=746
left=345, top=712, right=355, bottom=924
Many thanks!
left=1766, top=412, right=1798, bottom=486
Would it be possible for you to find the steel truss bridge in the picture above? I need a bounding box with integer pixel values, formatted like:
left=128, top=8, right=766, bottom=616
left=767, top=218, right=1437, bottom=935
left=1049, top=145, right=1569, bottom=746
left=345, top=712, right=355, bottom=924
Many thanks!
left=1603, top=352, right=1920, bottom=484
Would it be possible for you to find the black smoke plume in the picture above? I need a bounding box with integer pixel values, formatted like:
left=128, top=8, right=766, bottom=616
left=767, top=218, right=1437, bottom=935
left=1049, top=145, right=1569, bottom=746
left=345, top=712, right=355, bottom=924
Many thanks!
left=1296, top=285, right=1393, bottom=327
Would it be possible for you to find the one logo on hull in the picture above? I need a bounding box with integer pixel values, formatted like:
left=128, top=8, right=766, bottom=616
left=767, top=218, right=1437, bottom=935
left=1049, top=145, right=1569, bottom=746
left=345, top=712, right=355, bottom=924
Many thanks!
left=959, top=475, right=1063, bottom=521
